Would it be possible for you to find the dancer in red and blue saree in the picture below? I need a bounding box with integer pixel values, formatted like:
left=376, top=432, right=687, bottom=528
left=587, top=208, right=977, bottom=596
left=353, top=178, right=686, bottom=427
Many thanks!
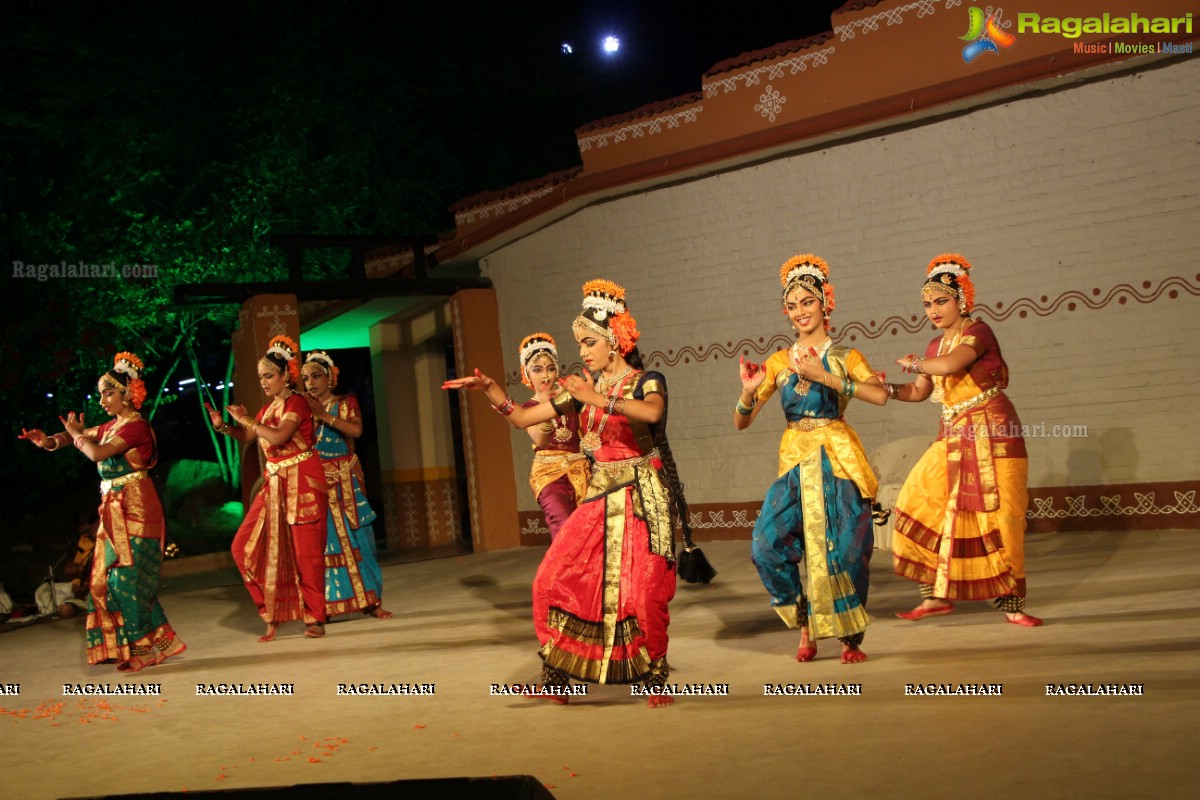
left=444, top=280, right=685, bottom=707
left=735, top=255, right=888, bottom=664
left=301, top=350, right=392, bottom=619
left=21, top=351, right=185, bottom=672
left=209, top=335, right=329, bottom=641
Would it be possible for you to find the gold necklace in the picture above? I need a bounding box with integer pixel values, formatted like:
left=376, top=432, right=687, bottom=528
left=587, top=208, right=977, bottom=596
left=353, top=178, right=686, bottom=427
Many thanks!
left=930, top=319, right=972, bottom=404
left=580, top=367, right=634, bottom=452
left=791, top=337, right=832, bottom=396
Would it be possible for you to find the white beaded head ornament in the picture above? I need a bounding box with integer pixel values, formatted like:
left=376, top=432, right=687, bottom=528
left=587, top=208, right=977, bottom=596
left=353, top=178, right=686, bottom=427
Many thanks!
left=518, top=333, right=558, bottom=386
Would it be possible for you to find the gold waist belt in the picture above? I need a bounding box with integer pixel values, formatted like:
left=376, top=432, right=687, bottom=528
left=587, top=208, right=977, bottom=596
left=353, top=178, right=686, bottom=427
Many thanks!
left=591, top=450, right=659, bottom=474
left=100, top=470, right=147, bottom=494
left=942, top=386, right=1002, bottom=423
left=786, top=417, right=839, bottom=432
left=266, top=449, right=313, bottom=475
left=533, top=451, right=588, bottom=464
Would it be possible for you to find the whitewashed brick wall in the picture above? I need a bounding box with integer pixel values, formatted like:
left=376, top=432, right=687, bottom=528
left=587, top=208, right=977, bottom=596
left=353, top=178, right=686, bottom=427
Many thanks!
left=482, top=58, right=1200, bottom=509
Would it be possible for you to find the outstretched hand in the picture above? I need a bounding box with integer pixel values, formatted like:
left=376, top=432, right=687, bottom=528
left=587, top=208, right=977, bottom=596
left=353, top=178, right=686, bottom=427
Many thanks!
left=441, top=368, right=494, bottom=392
left=18, top=428, right=48, bottom=447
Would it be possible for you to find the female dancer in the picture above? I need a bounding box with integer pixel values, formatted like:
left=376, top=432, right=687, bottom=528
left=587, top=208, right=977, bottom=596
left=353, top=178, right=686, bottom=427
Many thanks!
left=516, top=333, right=589, bottom=539
left=735, top=255, right=888, bottom=664
left=21, top=352, right=185, bottom=672
left=301, top=350, right=392, bottom=619
left=207, top=335, right=329, bottom=640
left=444, top=280, right=683, bottom=707
left=889, top=254, right=1042, bottom=626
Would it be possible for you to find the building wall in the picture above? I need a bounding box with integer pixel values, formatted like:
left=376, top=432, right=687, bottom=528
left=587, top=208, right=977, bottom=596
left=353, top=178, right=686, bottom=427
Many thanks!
left=483, top=57, right=1200, bottom=537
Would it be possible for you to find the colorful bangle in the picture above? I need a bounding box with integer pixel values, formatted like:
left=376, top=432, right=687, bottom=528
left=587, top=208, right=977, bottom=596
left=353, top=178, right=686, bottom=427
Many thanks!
left=73, top=435, right=88, bottom=450
left=491, top=396, right=515, bottom=416
left=886, top=383, right=899, bottom=401
left=912, top=356, right=926, bottom=376
left=45, top=435, right=61, bottom=451
left=840, top=377, right=856, bottom=398
left=735, top=398, right=755, bottom=416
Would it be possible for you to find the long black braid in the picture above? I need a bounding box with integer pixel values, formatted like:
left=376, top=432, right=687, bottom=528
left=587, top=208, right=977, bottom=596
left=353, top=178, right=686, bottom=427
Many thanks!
left=629, top=346, right=693, bottom=552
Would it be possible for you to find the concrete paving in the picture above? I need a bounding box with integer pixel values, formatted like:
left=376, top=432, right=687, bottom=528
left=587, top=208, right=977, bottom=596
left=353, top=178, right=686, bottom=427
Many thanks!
left=1, top=530, right=1197, bottom=800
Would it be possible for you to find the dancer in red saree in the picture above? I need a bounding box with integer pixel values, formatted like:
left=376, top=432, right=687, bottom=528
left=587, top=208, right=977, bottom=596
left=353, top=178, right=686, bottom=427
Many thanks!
left=208, top=335, right=329, bottom=641
left=445, top=280, right=682, bottom=708
left=21, top=351, right=185, bottom=672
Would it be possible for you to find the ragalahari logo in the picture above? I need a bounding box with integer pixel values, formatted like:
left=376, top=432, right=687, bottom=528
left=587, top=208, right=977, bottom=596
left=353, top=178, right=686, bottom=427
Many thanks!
left=960, top=7, right=1016, bottom=62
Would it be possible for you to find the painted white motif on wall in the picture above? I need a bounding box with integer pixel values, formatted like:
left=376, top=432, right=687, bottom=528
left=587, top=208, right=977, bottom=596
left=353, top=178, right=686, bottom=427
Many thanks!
left=455, top=185, right=556, bottom=227
left=521, top=516, right=549, bottom=538
left=399, top=485, right=421, bottom=547
left=256, top=303, right=293, bottom=339
left=688, top=509, right=759, bottom=529
left=754, top=85, right=787, bottom=123
left=577, top=107, right=704, bottom=152
left=704, top=48, right=835, bottom=98
left=1027, top=491, right=1199, bottom=520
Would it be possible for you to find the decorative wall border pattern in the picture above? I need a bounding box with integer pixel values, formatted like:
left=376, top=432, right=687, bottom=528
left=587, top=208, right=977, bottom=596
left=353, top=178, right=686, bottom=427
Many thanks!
left=703, top=48, right=836, bottom=98
left=837, top=275, right=1200, bottom=343
left=834, top=1, right=1014, bottom=42
left=454, top=185, right=557, bottom=227
left=1026, top=483, right=1200, bottom=532
left=504, top=275, right=1198, bottom=383
left=578, top=107, right=704, bottom=152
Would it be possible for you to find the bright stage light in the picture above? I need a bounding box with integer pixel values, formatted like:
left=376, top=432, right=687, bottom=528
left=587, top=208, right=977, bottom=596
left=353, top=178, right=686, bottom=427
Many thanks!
left=561, top=42, right=573, bottom=55
left=602, top=35, right=620, bottom=54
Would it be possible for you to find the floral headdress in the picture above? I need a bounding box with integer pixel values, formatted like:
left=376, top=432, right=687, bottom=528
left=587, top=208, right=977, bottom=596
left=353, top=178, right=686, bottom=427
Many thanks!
left=261, top=335, right=301, bottom=385
left=779, top=254, right=835, bottom=328
left=518, top=333, right=557, bottom=387
left=922, top=253, right=976, bottom=315
left=303, top=350, right=340, bottom=388
left=100, top=351, right=147, bottom=409
left=572, top=279, right=640, bottom=356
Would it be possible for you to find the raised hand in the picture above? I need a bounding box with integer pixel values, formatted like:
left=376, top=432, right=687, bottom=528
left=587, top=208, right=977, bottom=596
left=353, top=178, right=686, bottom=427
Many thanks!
left=739, top=355, right=766, bottom=392
left=792, top=347, right=825, bottom=382
left=204, top=402, right=224, bottom=430
left=60, top=412, right=86, bottom=437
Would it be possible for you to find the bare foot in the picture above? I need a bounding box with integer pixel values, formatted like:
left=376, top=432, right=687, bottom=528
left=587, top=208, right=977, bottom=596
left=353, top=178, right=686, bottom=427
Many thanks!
left=647, top=694, right=674, bottom=709
left=305, top=622, right=326, bottom=638
left=841, top=643, right=868, bottom=664
left=365, top=605, right=394, bottom=619
left=796, top=627, right=817, bottom=662
left=1005, top=611, right=1044, bottom=627
left=258, top=623, right=278, bottom=642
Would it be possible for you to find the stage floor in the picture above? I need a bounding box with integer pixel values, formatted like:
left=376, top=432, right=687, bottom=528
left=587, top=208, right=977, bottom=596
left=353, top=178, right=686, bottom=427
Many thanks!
left=2, top=530, right=1197, bottom=800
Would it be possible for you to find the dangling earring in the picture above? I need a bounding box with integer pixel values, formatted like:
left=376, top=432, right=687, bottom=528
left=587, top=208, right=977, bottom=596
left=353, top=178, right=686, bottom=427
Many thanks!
left=608, top=350, right=617, bottom=362
left=958, top=298, right=968, bottom=317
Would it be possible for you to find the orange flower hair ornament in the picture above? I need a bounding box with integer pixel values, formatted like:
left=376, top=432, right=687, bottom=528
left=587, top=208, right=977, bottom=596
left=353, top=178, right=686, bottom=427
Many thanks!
left=518, top=333, right=557, bottom=387
left=573, top=279, right=641, bottom=356
left=780, top=254, right=836, bottom=328
left=303, top=350, right=340, bottom=388
left=263, top=335, right=302, bottom=385
left=923, top=253, right=976, bottom=315
left=105, top=351, right=148, bottom=409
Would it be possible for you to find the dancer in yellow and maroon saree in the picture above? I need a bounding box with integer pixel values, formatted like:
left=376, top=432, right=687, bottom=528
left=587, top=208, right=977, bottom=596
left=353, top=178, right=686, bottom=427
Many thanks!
left=888, top=254, right=1043, bottom=627
left=21, top=351, right=185, bottom=672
